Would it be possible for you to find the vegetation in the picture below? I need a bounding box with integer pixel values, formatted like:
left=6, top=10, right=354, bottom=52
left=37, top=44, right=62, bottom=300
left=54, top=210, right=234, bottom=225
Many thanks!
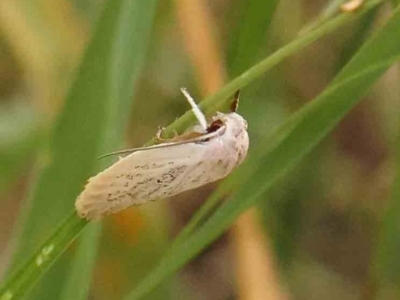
left=0, top=0, right=400, bottom=299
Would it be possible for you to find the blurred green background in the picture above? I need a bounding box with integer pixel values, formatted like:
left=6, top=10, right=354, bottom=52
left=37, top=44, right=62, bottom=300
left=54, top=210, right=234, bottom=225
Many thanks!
left=1, top=0, right=400, bottom=299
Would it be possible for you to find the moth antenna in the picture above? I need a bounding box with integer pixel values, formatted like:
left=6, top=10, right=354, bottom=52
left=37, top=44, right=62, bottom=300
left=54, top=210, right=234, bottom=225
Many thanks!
left=97, top=128, right=224, bottom=159
left=180, top=87, right=208, bottom=132
left=97, top=150, right=138, bottom=159
left=230, top=90, right=240, bottom=112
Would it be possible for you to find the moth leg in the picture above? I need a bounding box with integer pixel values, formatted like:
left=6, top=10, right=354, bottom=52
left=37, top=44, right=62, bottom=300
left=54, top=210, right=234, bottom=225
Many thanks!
left=155, top=126, right=167, bottom=143
left=155, top=127, right=180, bottom=144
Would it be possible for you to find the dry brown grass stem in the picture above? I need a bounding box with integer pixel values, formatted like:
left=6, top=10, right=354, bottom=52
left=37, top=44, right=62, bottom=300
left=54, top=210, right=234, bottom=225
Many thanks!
left=176, top=0, right=226, bottom=95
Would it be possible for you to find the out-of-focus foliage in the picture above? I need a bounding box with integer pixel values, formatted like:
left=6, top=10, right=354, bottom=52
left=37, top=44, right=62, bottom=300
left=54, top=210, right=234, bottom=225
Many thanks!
left=1, top=0, right=400, bottom=300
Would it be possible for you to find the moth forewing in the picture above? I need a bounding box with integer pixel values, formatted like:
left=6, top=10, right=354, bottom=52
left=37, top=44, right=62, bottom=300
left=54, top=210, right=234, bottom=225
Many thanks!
left=76, top=142, right=206, bottom=219
left=75, top=91, right=249, bottom=220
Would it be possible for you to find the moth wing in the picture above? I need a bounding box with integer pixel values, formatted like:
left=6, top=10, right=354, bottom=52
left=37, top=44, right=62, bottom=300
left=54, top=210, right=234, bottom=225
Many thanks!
left=75, top=142, right=209, bottom=219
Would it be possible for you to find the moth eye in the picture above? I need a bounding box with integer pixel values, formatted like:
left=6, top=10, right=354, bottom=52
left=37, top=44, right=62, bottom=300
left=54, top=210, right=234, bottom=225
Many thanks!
left=207, top=119, right=224, bottom=133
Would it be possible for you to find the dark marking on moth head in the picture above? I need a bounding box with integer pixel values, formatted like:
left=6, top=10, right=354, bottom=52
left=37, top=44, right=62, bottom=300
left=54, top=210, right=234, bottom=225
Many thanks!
left=207, top=119, right=224, bottom=134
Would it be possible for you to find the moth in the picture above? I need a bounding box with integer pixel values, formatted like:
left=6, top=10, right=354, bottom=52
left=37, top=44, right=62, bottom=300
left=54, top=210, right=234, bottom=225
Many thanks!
left=75, top=88, right=249, bottom=219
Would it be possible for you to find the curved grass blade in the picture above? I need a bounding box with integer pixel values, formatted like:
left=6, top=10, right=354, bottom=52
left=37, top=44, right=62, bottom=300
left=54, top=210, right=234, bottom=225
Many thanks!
left=125, top=3, right=400, bottom=298
left=1, top=214, right=87, bottom=300
left=147, top=0, right=390, bottom=266
left=58, top=1, right=160, bottom=298
left=126, top=56, right=400, bottom=300
left=156, top=0, right=387, bottom=140
left=166, top=0, right=282, bottom=255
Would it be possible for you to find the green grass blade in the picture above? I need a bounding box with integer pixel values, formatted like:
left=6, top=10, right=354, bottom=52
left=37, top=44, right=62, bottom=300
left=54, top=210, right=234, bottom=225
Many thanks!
left=148, top=0, right=379, bottom=257
left=1, top=0, right=159, bottom=299
left=227, top=0, right=280, bottom=76
left=125, top=2, right=400, bottom=299
left=158, top=0, right=387, bottom=138
left=166, top=0, right=282, bottom=255
left=0, top=214, right=87, bottom=300
left=58, top=223, right=101, bottom=300
left=58, top=1, right=159, bottom=299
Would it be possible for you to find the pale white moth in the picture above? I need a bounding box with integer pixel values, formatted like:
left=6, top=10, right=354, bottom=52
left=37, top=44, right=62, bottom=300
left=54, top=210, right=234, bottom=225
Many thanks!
left=75, top=88, right=249, bottom=219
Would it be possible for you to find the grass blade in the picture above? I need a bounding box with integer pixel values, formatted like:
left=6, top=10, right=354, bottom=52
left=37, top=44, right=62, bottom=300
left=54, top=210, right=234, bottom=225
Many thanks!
left=0, top=0, right=159, bottom=298
left=58, top=2, right=160, bottom=298
left=227, top=0, right=280, bottom=76
left=167, top=0, right=282, bottom=255
left=159, top=0, right=387, bottom=138
left=0, top=0, right=388, bottom=298
left=125, top=2, right=400, bottom=299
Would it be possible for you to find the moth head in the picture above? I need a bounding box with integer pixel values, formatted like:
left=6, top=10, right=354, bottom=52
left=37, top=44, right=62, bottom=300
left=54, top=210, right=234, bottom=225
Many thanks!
left=217, top=90, right=248, bottom=132
left=209, top=112, right=247, bottom=135
left=207, top=89, right=247, bottom=134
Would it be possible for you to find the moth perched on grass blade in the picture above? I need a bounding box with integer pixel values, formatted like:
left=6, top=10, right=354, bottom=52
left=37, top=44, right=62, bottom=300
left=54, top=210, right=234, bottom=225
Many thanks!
left=75, top=89, right=249, bottom=219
